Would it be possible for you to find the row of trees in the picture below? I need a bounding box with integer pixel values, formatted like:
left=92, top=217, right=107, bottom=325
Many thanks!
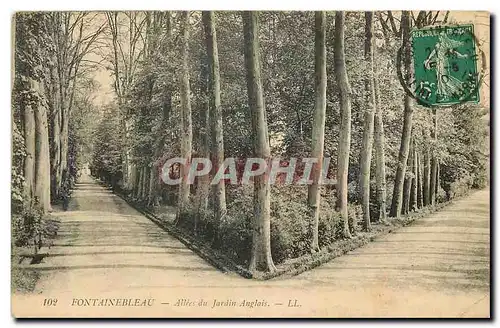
left=13, top=13, right=105, bottom=212
left=12, top=11, right=488, bottom=273
left=12, top=13, right=104, bottom=246
left=91, top=11, right=488, bottom=274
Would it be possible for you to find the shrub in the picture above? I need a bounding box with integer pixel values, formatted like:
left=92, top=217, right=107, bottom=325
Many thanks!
left=175, top=185, right=365, bottom=267
left=218, top=215, right=252, bottom=265
left=448, top=174, right=473, bottom=199
left=12, top=201, right=43, bottom=247
left=270, top=199, right=310, bottom=263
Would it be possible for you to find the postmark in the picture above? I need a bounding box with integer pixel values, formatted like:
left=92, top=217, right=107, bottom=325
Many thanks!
left=398, top=24, right=486, bottom=107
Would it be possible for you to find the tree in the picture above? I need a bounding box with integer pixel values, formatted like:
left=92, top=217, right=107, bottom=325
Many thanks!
left=105, top=12, right=148, bottom=189
left=429, top=108, right=438, bottom=205
left=359, top=12, right=376, bottom=230
left=194, top=30, right=211, bottom=231
left=14, top=13, right=53, bottom=213
left=47, top=13, right=105, bottom=199
left=334, top=11, right=352, bottom=238
left=308, top=11, right=327, bottom=252
left=34, top=80, right=52, bottom=212
left=178, top=11, right=193, bottom=218
left=23, top=98, right=36, bottom=202
left=389, top=11, right=413, bottom=218
left=243, top=11, right=276, bottom=274
left=203, top=11, right=227, bottom=237
left=373, top=48, right=387, bottom=222
left=423, top=126, right=431, bottom=205
left=410, top=140, right=418, bottom=211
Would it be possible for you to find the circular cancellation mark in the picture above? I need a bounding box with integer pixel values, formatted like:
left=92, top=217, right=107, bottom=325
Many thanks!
left=397, top=23, right=487, bottom=108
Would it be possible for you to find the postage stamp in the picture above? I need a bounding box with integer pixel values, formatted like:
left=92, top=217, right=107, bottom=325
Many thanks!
left=410, top=24, right=481, bottom=106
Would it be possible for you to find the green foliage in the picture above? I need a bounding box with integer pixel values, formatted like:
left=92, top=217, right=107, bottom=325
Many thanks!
left=439, top=104, right=489, bottom=196
left=176, top=184, right=363, bottom=266
left=12, top=122, right=26, bottom=213
left=12, top=201, right=43, bottom=247
left=91, top=105, right=124, bottom=185
left=269, top=186, right=311, bottom=263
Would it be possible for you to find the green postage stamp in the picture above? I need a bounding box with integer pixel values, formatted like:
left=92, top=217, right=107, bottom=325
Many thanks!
left=411, top=24, right=480, bottom=106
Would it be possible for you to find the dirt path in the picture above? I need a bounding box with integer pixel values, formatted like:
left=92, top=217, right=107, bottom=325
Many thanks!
left=12, top=175, right=490, bottom=318
left=28, top=173, right=238, bottom=294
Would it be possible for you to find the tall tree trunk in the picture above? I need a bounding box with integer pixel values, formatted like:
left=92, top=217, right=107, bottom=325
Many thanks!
left=307, top=11, right=327, bottom=252
left=243, top=11, right=276, bottom=274
left=423, top=141, right=431, bottom=206
left=33, top=80, right=52, bottom=212
left=48, top=63, right=61, bottom=200
left=203, top=11, right=226, bottom=236
left=142, top=166, right=150, bottom=202
left=430, top=108, right=438, bottom=206
left=136, top=166, right=143, bottom=199
left=195, top=32, right=211, bottom=235
left=373, top=48, right=387, bottom=222
left=417, top=151, right=424, bottom=208
left=123, top=121, right=131, bottom=189
left=177, top=11, right=193, bottom=218
left=402, top=176, right=411, bottom=215
left=334, top=11, right=352, bottom=238
left=390, top=11, right=413, bottom=218
left=23, top=100, right=36, bottom=202
left=59, top=98, right=69, bottom=185
left=430, top=158, right=437, bottom=205
left=436, top=161, right=440, bottom=199
left=147, top=163, right=159, bottom=206
left=359, top=11, right=376, bottom=231
left=129, top=164, right=137, bottom=196
left=410, top=145, right=418, bottom=211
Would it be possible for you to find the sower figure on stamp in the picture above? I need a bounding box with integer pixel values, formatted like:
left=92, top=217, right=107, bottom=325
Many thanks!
left=423, top=34, right=468, bottom=99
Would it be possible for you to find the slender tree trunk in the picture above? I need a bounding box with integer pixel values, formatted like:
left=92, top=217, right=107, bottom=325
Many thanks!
left=373, top=49, right=387, bottom=222
left=129, top=164, right=137, bottom=196
left=33, top=80, right=52, bottom=212
left=136, top=166, right=143, bottom=199
left=203, top=11, right=226, bottom=236
left=402, top=176, right=411, bottom=215
left=417, top=151, right=424, bottom=208
left=390, top=11, right=413, bottom=218
left=410, top=145, right=418, bottom=211
left=177, top=11, right=193, bottom=218
left=141, top=167, right=147, bottom=200
left=59, top=98, right=69, bottom=184
left=402, top=148, right=409, bottom=215
left=359, top=11, right=376, bottom=231
left=423, top=140, right=431, bottom=206
left=147, top=165, right=155, bottom=205
left=195, top=34, right=211, bottom=235
left=142, top=166, right=150, bottom=202
left=48, top=63, right=61, bottom=200
left=334, top=11, right=352, bottom=238
left=23, top=101, right=36, bottom=202
left=123, top=121, right=131, bottom=189
left=436, top=161, right=440, bottom=200
left=430, top=158, right=437, bottom=205
left=307, top=11, right=327, bottom=252
left=430, top=108, right=438, bottom=206
left=243, top=11, right=276, bottom=274
left=147, top=164, right=158, bottom=206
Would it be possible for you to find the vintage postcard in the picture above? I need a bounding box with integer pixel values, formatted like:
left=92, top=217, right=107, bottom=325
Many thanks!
left=11, top=10, right=490, bottom=318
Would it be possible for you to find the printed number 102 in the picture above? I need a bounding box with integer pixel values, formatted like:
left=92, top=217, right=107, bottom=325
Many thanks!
left=43, top=298, right=58, bottom=306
